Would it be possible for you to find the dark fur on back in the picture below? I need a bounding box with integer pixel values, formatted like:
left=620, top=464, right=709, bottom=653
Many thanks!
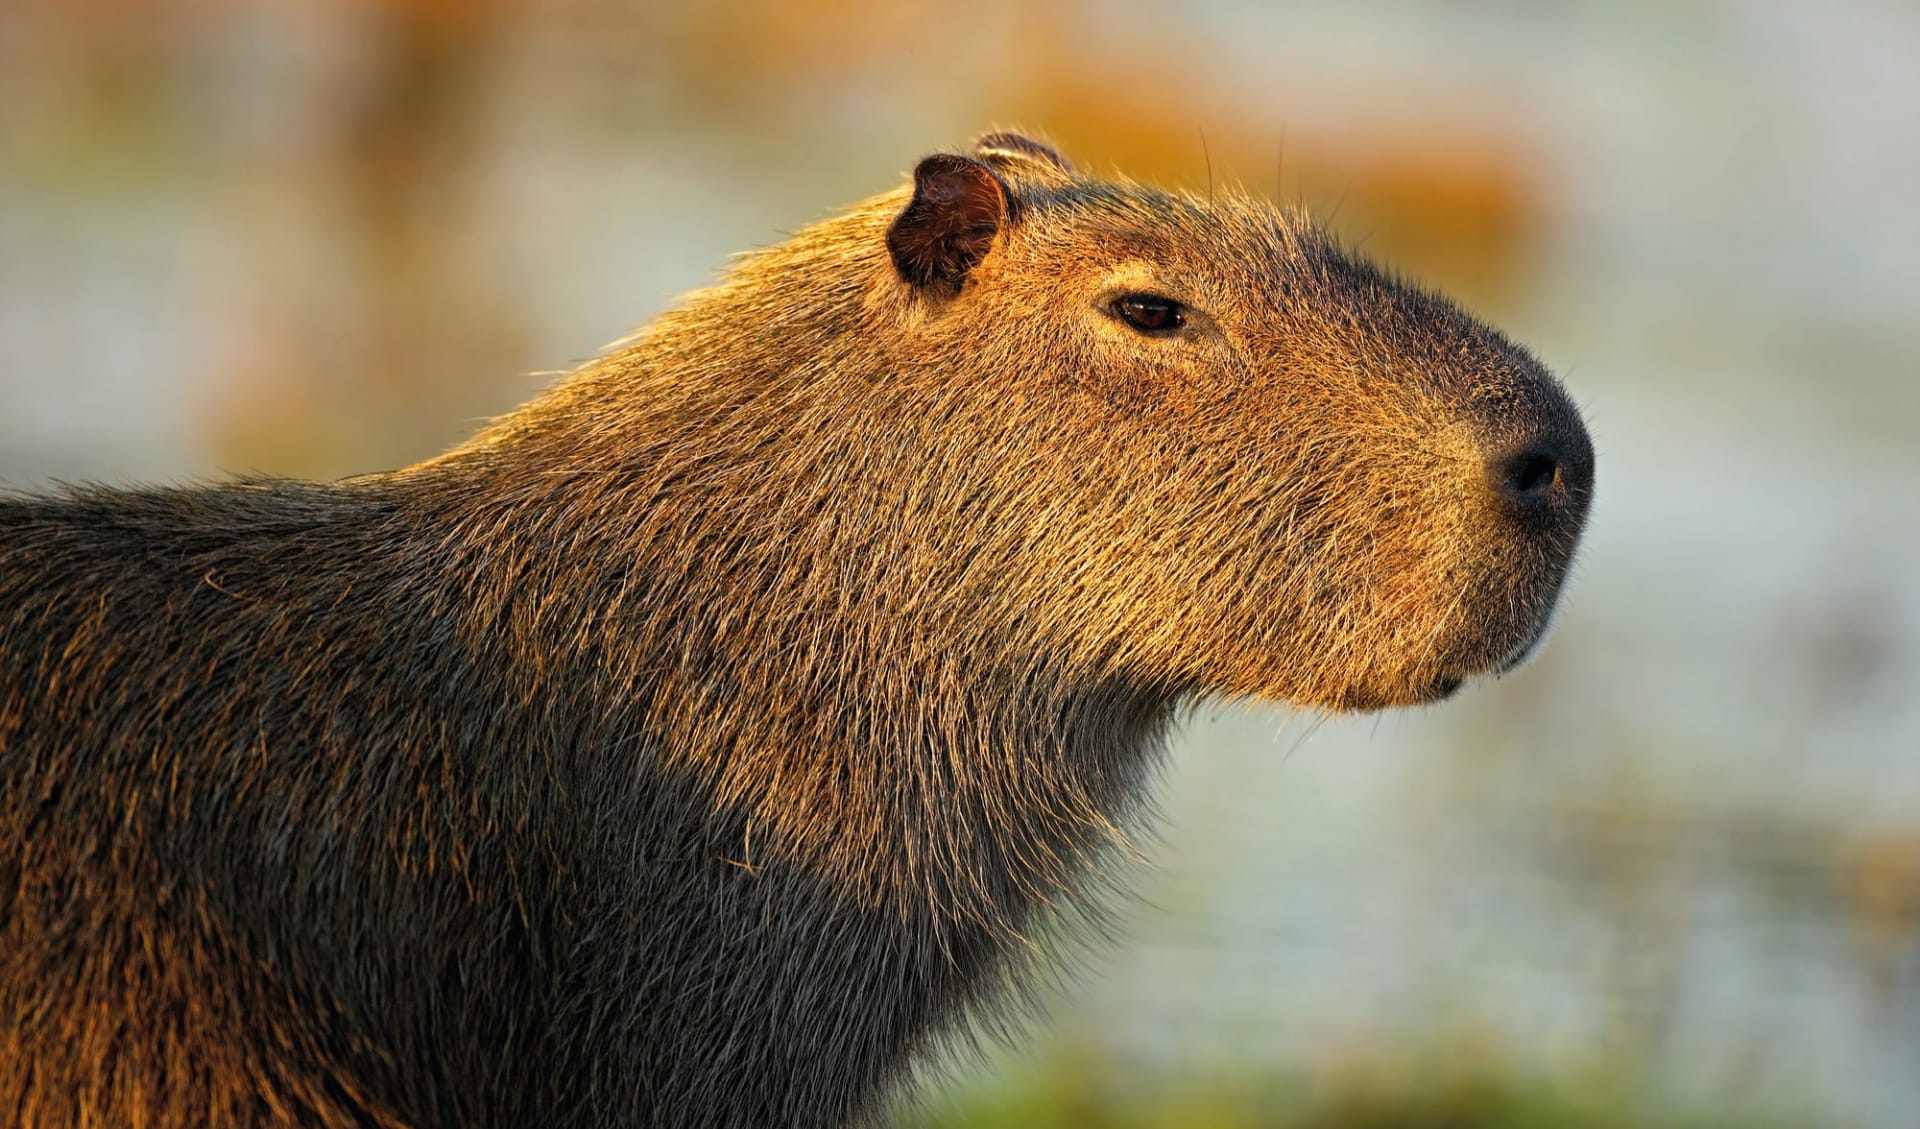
left=0, top=134, right=1591, bottom=1127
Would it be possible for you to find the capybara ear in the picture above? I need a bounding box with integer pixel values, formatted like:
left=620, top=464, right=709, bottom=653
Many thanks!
left=887, top=154, right=1008, bottom=292
left=975, top=131, right=1073, bottom=173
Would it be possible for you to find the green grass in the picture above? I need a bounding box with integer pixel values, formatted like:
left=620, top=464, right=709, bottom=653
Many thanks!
left=912, top=1044, right=1837, bottom=1129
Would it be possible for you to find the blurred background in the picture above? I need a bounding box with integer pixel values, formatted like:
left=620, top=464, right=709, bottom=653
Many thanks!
left=3, top=1, right=1918, bottom=1125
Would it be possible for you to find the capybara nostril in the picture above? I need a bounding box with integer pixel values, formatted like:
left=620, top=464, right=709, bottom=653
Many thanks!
left=1500, top=449, right=1562, bottom=502
left=1489, top=423, right=1593, bottom=515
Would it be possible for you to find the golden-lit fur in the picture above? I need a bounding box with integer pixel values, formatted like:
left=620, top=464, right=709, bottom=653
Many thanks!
left=0, top=134, right=1590, bottom=1127
left=438, top=137, right=1588, bottom=898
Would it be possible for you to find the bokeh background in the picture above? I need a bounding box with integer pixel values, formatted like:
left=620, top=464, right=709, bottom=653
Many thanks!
left=4, top=2, right=1918, bottom=1125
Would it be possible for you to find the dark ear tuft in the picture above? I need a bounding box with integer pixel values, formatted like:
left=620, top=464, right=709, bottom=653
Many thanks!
left=975, top=131, right=1073, bottom=173
left=886, top=154, right=1008, bottom=292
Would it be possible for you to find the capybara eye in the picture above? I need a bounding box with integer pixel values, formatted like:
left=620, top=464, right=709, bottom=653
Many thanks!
left=1113, top=294, right=1185, bottom=334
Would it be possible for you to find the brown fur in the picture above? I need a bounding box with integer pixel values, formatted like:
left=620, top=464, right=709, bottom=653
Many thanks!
left=0, top=134, right=1591, bottom=1127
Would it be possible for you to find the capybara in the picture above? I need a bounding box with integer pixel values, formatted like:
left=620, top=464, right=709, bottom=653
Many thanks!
left=0, top=132, right=1593, bottom=1128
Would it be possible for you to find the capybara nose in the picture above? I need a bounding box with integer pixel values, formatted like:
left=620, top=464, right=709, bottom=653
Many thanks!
left=1487, top=425, right=1594, bottom=520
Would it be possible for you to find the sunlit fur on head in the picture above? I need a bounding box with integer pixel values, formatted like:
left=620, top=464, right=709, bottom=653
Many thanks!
left=0, top=133, right=1589, bottom=1129
left=446, top=141, right=1586, bottom=913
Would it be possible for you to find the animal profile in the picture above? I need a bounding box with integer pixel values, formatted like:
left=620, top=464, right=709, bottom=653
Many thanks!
left=0, top=132, right=1593, bottom=1128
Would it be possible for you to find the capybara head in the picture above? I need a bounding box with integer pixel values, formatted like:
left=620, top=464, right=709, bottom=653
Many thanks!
left=883, top=136, right=1589, bottom=710
left=494, top=131, right=1592, bottom=723
left=869, top=135, right=1594, bottom=712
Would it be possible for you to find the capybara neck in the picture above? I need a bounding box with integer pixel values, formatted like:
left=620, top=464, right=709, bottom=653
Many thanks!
left=415, top=212, right=1181, bottom=927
